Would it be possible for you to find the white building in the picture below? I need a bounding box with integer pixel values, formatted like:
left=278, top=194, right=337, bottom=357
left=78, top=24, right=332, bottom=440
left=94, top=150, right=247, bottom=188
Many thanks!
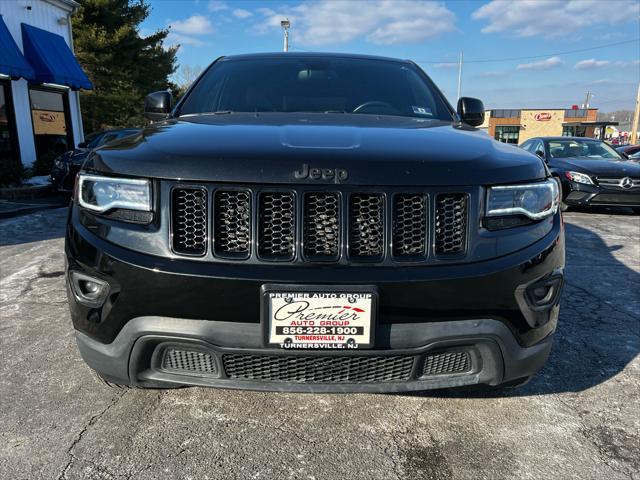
left=0, top=0, right=91, bottom=175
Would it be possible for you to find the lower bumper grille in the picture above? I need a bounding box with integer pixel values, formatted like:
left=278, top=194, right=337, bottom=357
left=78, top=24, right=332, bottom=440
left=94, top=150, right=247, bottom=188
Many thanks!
left=222, top=353, right=414, bottom=383
left=590, top=193, right=640, bottom=205
left=422, top=351, right=471, bottom=376
left=162, top=347, right=217, bottom=376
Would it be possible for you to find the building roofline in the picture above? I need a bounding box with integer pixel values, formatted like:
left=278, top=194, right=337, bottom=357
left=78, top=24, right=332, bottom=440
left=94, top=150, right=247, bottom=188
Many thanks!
left=42, top=0, right=81, bottom=13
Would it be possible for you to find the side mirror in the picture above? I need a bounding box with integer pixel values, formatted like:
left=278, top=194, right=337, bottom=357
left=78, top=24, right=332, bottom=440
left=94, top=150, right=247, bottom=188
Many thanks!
left=77, top=142, right=87, bottom=148
left=535, top=150, right=545, bottom=160
left=144, top=91, right=173, bottom=121
left=456, top=97, right=485, bottom=127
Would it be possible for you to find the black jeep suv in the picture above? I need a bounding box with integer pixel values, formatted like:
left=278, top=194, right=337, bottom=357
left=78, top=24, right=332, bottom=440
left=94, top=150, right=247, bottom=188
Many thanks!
left=66, top=53, right=564, bottom=392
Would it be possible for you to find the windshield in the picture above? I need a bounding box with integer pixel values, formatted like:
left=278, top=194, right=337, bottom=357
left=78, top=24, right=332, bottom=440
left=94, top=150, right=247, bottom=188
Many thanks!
left=548, top=139, right=622, bottom=160
left=178, top=57, right=453, bottom=120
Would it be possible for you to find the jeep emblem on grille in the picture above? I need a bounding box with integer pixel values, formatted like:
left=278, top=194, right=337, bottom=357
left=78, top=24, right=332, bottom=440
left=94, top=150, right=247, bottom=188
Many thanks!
left=294, top=164, right=348, bottom=183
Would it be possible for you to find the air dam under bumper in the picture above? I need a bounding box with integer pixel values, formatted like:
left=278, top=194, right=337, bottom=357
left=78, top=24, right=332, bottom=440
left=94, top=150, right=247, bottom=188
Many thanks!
left=76, top=317, right=553, bottom=393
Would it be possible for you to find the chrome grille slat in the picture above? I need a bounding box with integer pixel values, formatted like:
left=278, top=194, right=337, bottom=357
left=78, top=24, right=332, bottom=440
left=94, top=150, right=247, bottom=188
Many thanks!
left=596, top=177, right=640, bottom=190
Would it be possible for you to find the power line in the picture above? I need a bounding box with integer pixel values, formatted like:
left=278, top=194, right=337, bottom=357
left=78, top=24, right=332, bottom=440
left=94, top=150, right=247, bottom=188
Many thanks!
left=414, top=38, right=639, bottom=64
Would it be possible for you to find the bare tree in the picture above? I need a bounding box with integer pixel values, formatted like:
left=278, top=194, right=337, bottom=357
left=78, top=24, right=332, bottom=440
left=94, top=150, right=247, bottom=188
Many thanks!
left=175, top=64, right=204, bottom=96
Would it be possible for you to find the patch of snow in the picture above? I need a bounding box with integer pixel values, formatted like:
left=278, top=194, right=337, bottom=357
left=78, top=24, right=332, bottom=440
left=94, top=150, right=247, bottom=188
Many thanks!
left=22, top=176, right=51, bottom=186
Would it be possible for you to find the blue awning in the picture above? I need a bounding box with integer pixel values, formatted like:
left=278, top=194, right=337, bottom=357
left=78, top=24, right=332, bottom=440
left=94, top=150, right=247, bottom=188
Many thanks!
left=0, top=15, right=35, bottom=80
left=21, top=23, right=92, bottom=90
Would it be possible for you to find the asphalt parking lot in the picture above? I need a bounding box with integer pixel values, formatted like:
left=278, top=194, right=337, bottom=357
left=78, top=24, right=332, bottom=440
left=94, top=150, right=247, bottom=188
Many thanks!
left=1, top=207, right=638, bottom=480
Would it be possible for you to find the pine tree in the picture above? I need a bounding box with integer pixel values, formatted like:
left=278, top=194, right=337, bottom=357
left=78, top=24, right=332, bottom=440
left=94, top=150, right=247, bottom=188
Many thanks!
left=72, top=0, right=178, bottom=133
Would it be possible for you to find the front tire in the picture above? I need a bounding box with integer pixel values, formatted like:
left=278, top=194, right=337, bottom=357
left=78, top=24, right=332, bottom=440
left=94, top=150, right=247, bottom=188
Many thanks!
left=90, top=368, right=131, bottom=390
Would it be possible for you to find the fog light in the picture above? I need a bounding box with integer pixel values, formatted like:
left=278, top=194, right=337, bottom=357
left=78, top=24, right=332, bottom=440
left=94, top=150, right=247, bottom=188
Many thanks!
left=525, top=275, right=563, bottom=309
left=69, top=271, right=109, bottom=308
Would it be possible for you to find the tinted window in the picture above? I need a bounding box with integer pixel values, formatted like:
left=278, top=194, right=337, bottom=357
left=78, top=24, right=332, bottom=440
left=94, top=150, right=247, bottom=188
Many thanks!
left=548, top=139, right=622, bottom=159
left=178, top=57, right=453, bottom=120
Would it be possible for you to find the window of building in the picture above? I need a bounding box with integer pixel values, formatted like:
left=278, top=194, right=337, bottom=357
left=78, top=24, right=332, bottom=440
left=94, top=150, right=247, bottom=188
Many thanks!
left=562, top=125, right=587, bottom=137
left=565, top=109, right=587, bottom=118
left=491, top=109, right=521, bottom=118
left=0, top=80, right=21, bottom=184
left=494, top=125, right=520, bottom=144
left=29, top=86, right=73, bottom=172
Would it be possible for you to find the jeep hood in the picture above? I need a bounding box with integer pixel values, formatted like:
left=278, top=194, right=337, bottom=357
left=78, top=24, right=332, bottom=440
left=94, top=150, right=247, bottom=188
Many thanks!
left=88, top=113, right=546, bottom=186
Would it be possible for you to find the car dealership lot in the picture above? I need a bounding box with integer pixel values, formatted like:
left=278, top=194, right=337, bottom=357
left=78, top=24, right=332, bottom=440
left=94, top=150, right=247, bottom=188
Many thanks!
left=1, top=208, right=638, bottom=480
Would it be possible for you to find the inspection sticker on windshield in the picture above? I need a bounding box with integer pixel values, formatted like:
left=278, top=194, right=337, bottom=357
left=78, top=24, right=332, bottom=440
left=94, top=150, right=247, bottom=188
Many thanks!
left=412, top=106, right=432, bottom=116
left=263, top=286, right=376, bottom=349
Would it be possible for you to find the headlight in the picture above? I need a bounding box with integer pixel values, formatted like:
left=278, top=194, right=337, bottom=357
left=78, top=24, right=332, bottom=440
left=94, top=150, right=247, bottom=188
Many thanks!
left=78, top=174, right=151, bottom=213
left=486, top=179, right=559, bottom=225
left=564, top=171, right=593, bottom=185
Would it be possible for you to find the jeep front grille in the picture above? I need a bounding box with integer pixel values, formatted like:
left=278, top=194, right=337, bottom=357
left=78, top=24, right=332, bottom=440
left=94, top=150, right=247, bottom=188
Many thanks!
left=392, top=194, right=427, bottom=258
left=303, top=192, right=340, bottom=260
left=350, top=193, right=384, bottom=258
left=214, top=190, right=251, bottom=258
left=258, top=192, right=295, bottom=260
left=171, top=187, right=208, bottom=255
left=170, top=185, right=470, bottom=263
left=434, top=194, right=468, bottom=255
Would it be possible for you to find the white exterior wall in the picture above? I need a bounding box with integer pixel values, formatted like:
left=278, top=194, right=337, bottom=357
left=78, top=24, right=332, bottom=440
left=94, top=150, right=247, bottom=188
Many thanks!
left=0, top=0, right=83, bottom=167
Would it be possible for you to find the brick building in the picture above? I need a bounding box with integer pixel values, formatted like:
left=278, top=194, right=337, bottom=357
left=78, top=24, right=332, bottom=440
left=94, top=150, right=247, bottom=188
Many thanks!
left=479, top=107, right=618, bottom=144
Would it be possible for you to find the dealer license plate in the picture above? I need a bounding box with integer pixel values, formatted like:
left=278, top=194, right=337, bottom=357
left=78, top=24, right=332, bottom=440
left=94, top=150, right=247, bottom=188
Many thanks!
left=263, top=286, right=377, bottom=349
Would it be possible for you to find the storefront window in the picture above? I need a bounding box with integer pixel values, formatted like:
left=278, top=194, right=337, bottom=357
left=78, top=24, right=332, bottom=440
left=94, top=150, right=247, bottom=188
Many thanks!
left=29, top=87, right=73, bottom=173
left=494, top=125, right=520, bottom=144
left=562, top=126, right=587, bottom=137
left=0, top=80, right=21, bottom=185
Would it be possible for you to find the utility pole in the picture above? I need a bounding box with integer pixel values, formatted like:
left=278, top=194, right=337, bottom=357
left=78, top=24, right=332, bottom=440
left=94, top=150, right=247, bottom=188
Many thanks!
left=630, top=83, right=640, bottom=145
left=281, top=19, right=290, bottom=52
left=456, top=51, right=463, bottom=101
left=583, top=91, right=592, bottom=108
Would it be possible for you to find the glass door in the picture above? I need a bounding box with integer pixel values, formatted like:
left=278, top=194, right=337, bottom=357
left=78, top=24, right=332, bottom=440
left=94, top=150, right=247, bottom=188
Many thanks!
left=29, top=86, right=74, bottom=174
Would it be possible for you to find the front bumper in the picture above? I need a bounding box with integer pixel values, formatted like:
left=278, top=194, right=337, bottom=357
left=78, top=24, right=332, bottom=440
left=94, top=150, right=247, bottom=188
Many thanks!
left=563, top=181, right=640, bottom=207
left=76, top=316, right=553, bottom=393
left=66, top=210, right=564, bottom=392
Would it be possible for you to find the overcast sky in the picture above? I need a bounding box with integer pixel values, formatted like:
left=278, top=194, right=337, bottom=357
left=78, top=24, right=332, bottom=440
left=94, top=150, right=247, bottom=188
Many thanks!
left=141, top=0, right=640, bottom=112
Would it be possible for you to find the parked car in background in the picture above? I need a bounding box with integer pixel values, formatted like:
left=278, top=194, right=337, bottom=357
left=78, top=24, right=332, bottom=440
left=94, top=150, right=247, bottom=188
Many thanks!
left=50, top=128, right=140, bottom=192
left=520, top=137, right=640, bottom=212
left=616, top=144, right=640, bottom=160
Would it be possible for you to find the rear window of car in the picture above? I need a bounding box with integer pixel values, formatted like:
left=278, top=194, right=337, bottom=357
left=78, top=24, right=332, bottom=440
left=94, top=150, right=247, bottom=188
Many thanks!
left=178, top=57, right=453, bottom=121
